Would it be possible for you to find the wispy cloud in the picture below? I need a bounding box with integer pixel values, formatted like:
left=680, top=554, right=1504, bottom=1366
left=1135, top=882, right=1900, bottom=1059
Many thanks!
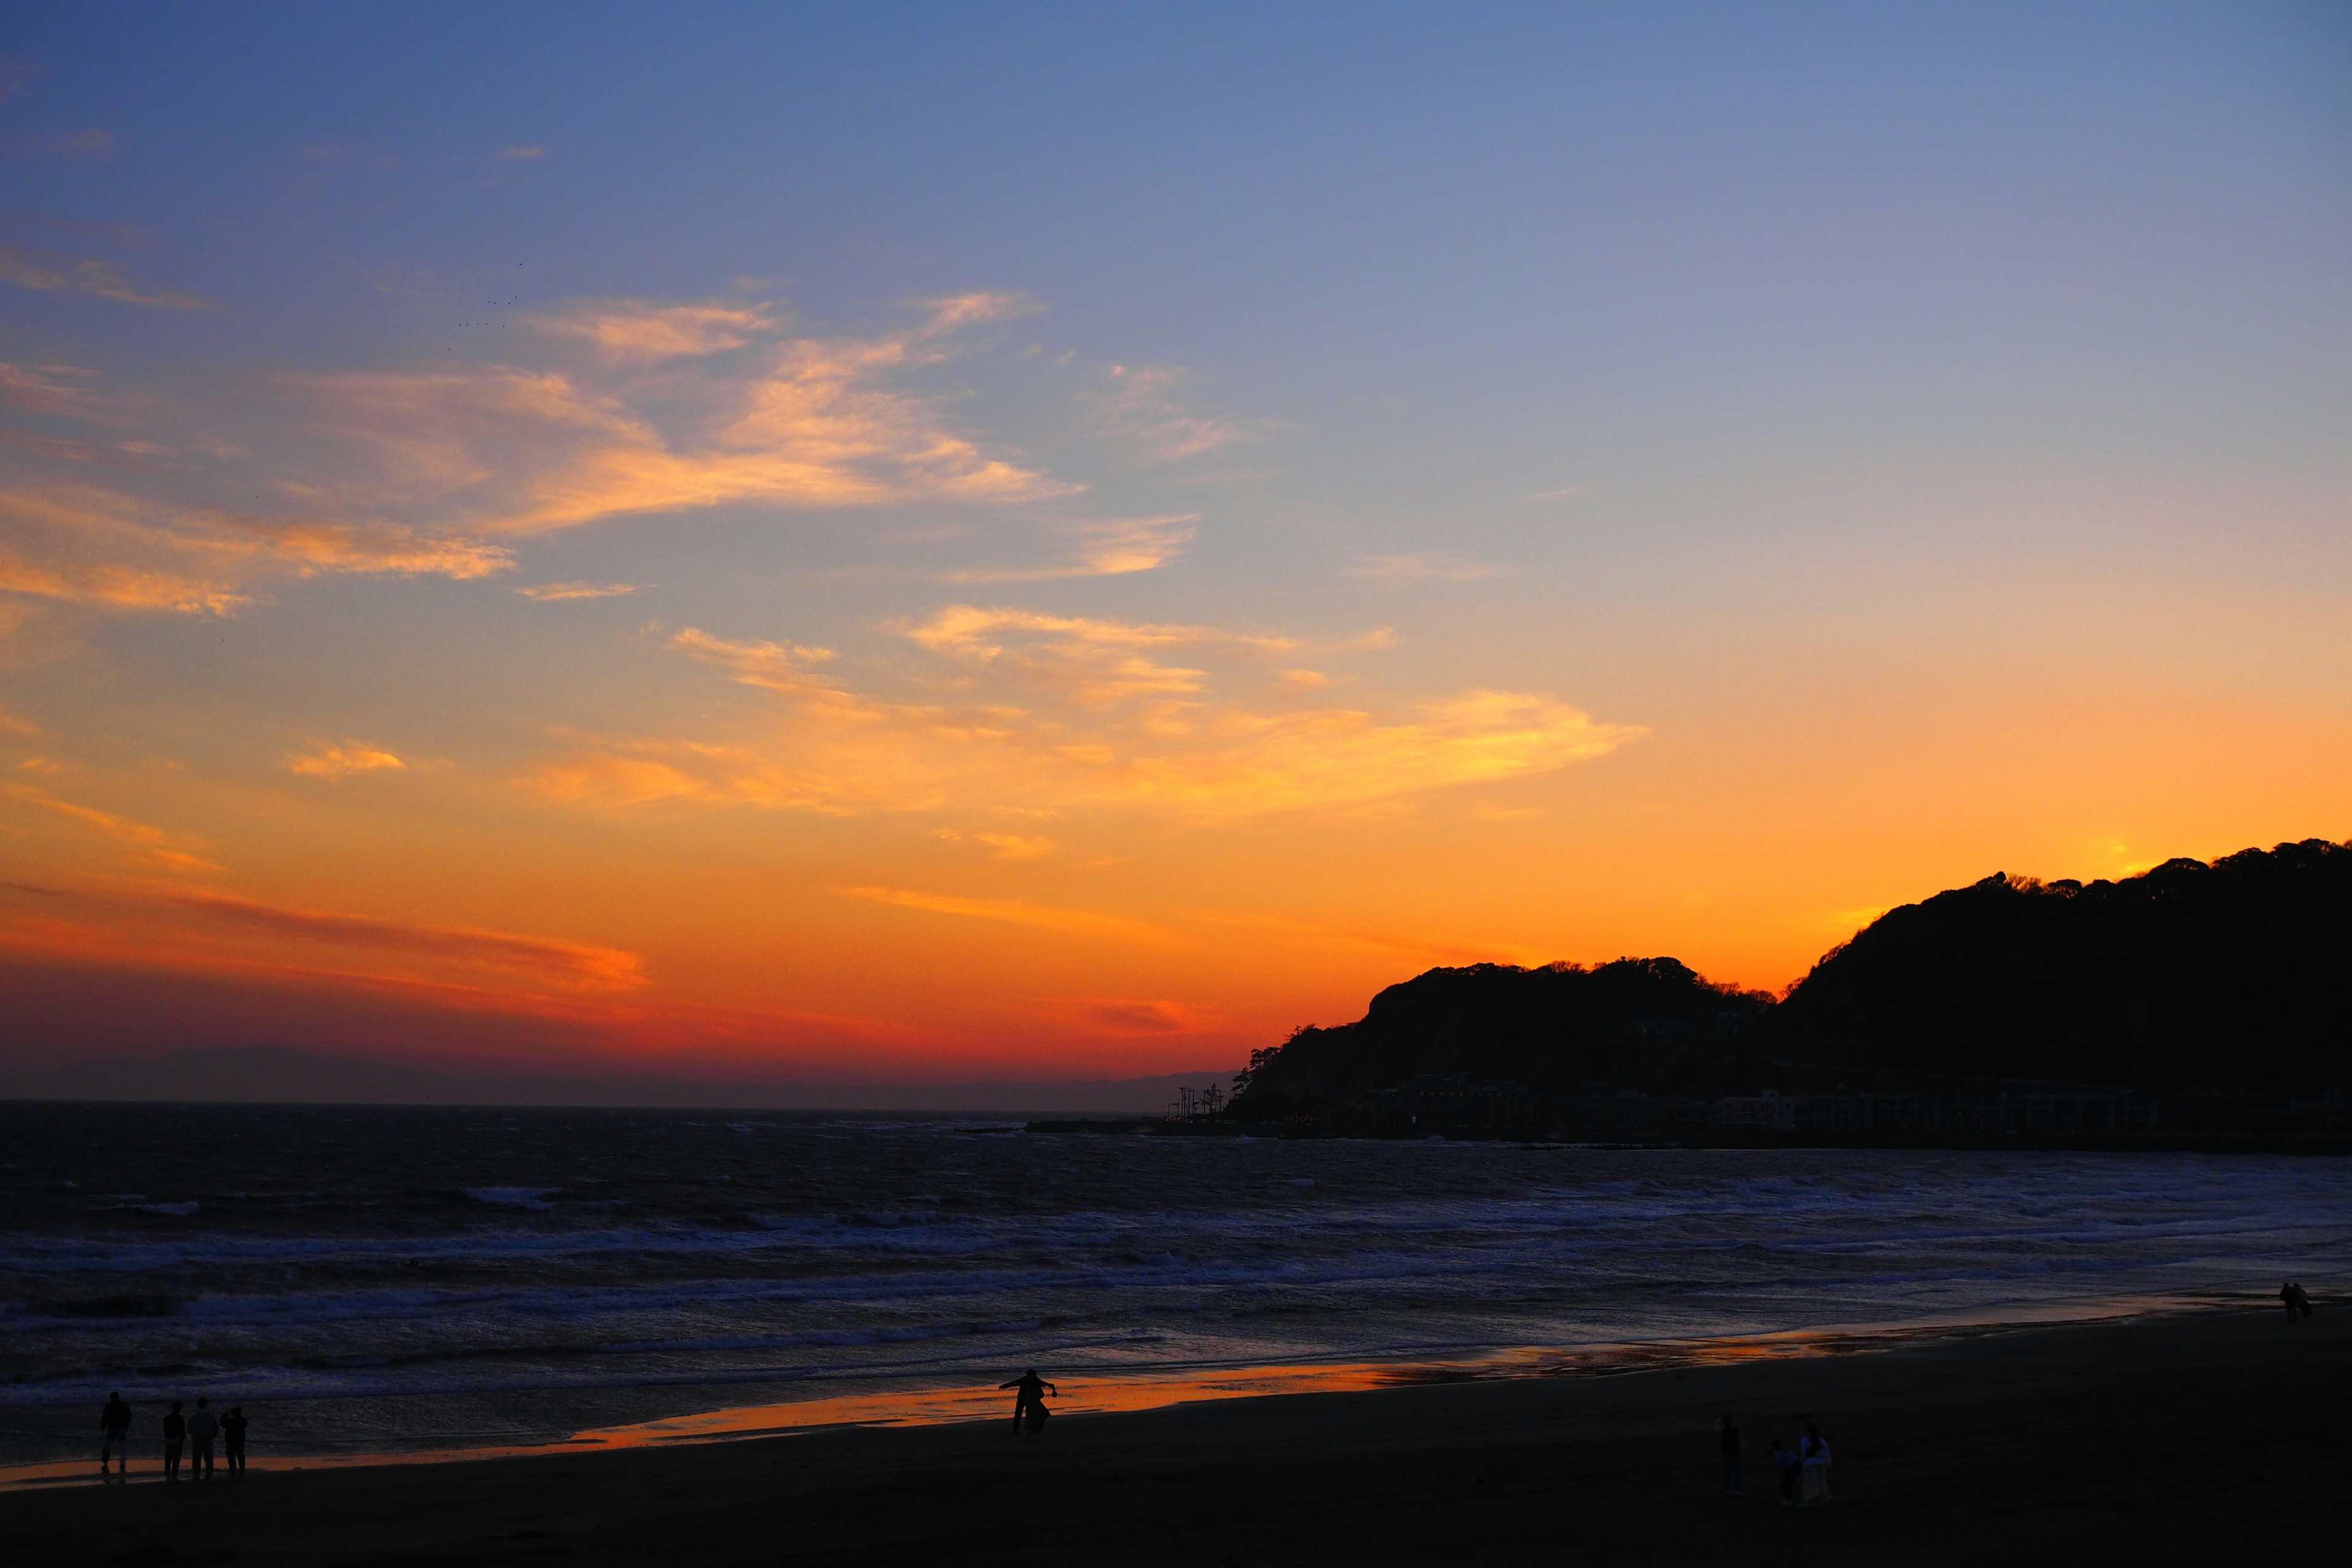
left=290, top=293, right=1070, bottom=535
left=0, top=879, right=643, bottom=990
left=0, top=482, right=510, bottom=618
left=1349, top=551, right=1493, bottom=584
left=492, top=145, right=546, bottom=162
left=1096, top=364, right=1253, bottom=463
left=529, top=609, right=1642, bottom=823
left=288, top=741, right=404, bottom=780
left=0, top=361, right=111, bottom=420
left=163, top=889, right=642, bottom=987
left=529, top=301, right=773, bottom=364
left=0, top=783, right=218, bottom=871
left=1519, top=484, right=1589, bottom=503
left=516, top=581, right=643, bottom=601
left=949, top=514, right=1198, bottom=582
left=0, top=243, right=209, bottom=309
left=937, top=828, right=1055, bottom=860
left=835, top=884, right=1170, bottom=944
left=1076, top=997, right=1200, bottom=1035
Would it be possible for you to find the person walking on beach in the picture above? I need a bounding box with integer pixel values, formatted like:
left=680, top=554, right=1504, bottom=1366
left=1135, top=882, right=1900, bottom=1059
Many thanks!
left=1800, top=1423, right=1832, bottom=1506
left=998, top=1369, right=1058, bottom=1434
left=187, top=1398, right=218, bottom=1481
left=222, top=1406, right=248, bottom=1477
left=1717, top=1415, right=1743, bottom=1494
left=99, top=1392, right=132, bottom=1479
left=161, top=1401, right=186, bottom=1482
left=2281, top=1281, right=2314, bottom=1321
left=1771, top=1438, right=1801, bottom=1506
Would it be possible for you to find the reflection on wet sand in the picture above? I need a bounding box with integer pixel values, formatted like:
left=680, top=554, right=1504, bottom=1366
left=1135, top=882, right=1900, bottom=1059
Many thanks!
left=1, top=1294, right=2224, bottom=1491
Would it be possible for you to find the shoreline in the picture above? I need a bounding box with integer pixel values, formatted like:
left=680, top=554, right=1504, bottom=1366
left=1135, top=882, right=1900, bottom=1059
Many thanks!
left=4, top=1302, right=2343, bottom=1563
left=0, top=1285, right=2283, bottom=1490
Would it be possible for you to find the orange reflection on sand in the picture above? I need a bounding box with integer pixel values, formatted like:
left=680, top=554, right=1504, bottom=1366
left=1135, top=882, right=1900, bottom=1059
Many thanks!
left=0, top=1297, right=2217, bottom=1493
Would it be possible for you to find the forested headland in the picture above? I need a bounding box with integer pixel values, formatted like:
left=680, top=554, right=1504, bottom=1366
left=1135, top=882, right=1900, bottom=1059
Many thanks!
left=1221, top=839, right=2350, bottom=1144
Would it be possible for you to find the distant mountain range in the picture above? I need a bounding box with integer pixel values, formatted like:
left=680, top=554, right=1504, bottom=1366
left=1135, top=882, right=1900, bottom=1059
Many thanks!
left=1234, top=839, right=2350, bottom=1118
left=0, top=1044, right=1228, bottom=1114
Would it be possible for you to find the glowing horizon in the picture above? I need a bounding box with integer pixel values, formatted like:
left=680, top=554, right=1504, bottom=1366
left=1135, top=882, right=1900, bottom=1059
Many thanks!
left=3, top=6, right=2346, bottom=1082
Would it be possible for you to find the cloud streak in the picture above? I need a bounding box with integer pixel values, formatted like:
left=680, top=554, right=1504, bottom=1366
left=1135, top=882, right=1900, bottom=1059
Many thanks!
left=288, top=742, right=405, bottom=780
left=517, top=581, right=643, bottom=601
left=0, top=880, right=644, bottom=990
left=529, top=609, right=1642, bottom=822
left=0, top=243, right=209, bottom=310
left=949, top=514, right=1199, bottom=582
left=835, top=884, right=1170, bottom=944
left=0, top=783, right=217, bottom=871
left=290, top=293, right=1071, bottom=538
left=1096, top=364, right=1252, bottom=462
left=0, top=481, right=510, bottom=617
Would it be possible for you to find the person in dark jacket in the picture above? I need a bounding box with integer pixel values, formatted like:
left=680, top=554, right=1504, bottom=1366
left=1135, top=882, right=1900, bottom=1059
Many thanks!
left=99, top=1393, right=132, bottom=1479
left=187, top=1398, right=219, bottom=1480
left=997, top=1370, right=1058, bottom=1434
left=161, top=1401, right=186, bottom=1482
left=222, top=1406, right=249, bottom=1476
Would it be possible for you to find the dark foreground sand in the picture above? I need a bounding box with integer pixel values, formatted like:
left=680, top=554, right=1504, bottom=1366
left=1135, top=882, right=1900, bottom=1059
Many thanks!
left=8, top=1308, right=2345, bottom=1566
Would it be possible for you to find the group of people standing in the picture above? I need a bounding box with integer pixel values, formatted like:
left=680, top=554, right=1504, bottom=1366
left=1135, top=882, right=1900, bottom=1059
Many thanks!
left=1717, top=1415, right=1832, bottom=1507
left=99, top=1393, right=249, bottom=1482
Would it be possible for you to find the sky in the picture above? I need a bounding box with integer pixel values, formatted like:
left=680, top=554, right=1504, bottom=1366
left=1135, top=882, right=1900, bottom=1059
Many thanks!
left=1, top=2, right=2346, bottom=1087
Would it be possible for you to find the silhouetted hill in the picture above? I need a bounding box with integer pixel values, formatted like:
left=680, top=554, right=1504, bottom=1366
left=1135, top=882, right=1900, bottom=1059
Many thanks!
left=1230, top=958, right=1771, bottom=1120
left=1227, top=839, right=2351, bottom=1122
left=1774, top=839, right=2352, bottom=1092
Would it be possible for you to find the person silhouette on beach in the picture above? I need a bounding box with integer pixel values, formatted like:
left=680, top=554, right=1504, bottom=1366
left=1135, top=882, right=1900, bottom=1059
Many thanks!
left=1718, top=1415, right=1743, bottom=1494
left=997, top=1369, right=1058, bottom=1433
left=162, top=1401, right=186, bottom=1482
left=222, top=1406, right=248, bottom=1476
left=187, top=1397, right=218, bottom=1480
left=1800, top=1423, right=1832, bottom=1506
left=1771, top=1438, right=1800, bottom=1506
left=99, top=1392, right=132, bottom=1479
left=2281, top=1281, right=2313, bottom=1321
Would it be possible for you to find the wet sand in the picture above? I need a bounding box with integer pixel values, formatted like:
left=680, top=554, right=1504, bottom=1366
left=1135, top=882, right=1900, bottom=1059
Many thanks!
left=6, top=1306, right=2343, bottom=1565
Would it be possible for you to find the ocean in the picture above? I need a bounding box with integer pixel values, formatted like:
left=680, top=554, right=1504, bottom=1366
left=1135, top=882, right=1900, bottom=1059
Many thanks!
left=3, top=1102, right=2346, bottom=1473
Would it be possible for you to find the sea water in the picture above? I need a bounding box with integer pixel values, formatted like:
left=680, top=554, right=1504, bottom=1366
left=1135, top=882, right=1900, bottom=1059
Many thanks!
left=2, top=1102, right=2346, bottom=1468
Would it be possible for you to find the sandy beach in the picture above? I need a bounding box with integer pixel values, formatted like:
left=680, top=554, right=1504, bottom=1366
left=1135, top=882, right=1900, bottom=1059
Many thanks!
left=6, top=1304, right=2343, bottom=1565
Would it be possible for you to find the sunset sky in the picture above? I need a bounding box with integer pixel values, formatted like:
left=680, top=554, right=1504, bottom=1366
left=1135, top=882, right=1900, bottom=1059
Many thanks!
left=2, top=4, right=2346, bottom=1085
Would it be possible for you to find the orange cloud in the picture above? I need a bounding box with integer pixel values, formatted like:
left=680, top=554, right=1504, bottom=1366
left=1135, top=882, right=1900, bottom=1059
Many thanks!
left=0, top=783, right=218, bottom=871
left=834, top=884, right=1171, bottom=944
left=0, top=880, right=644, bottom=993
left=292, top=294, right=1071, bottom=537
left=948, top=514, right=1199, bottom=582
left=1097, top=364, right=1251, bottom=462
left=529, top=612, right=1641, bottom=821
left=529, top=301, right=774, bottom=363
left=1076, top=998, right=1202, bottom=1035
left=0, top=481, right=510, bottom=619
left=516, top=581, right=644, bottom=601
left=288, top=741, right=405, bottom=780
left=162, top=889, right=643, bottom=988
